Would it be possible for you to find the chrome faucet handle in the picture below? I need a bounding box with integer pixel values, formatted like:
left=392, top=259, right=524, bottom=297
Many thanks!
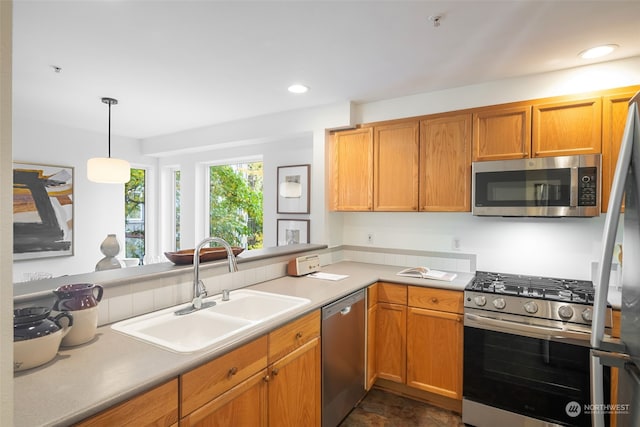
left=222, top=289, right=230, bottom=301
left=197, top=279, right=208, bottom=298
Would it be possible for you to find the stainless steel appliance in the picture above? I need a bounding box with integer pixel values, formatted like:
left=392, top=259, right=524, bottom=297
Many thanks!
left=463, top=271, right=611, bottom=427
left=472, top=154, right=601, bottom=217
left=322, top=290, right=366, bottom=427
left=591, top=92, right=640, bottom=427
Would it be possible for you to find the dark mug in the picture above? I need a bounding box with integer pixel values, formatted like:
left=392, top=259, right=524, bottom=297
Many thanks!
left=53, top=283, right=104, bottom=311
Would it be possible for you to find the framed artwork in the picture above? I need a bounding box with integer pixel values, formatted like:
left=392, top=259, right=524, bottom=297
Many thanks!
left=13, top=162, right=74, bottom=260
left=277, top=164, right=310, bottom=214
left=277, top=219, right=310, bottom=246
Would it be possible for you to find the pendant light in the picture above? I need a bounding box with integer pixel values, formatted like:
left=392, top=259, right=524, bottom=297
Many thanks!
left=87, top=97, right=131, bottom=184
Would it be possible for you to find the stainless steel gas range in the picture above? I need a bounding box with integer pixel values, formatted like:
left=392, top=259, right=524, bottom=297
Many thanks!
left=463, top=271, right=612, bottom=427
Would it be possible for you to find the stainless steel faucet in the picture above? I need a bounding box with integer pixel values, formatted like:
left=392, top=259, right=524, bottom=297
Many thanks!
left=175, top=237, right=239, bottom=315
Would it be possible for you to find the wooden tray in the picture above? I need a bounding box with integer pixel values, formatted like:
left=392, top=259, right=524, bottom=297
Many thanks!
left=164, top=247, right=244, bottom=265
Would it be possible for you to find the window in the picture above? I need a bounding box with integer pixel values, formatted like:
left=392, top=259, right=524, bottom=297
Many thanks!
left=174, top=169, right=181, bottom=250
left=125, top=168, right=146, bottom=259
left=209, top=161, right=263, bottom=249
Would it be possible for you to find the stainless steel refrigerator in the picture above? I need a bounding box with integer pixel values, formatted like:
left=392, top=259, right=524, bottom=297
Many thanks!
left=591, top=91, right=640, bottom=427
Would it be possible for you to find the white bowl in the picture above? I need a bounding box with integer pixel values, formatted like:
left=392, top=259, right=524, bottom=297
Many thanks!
left=121, top=258, right=140, bottom=267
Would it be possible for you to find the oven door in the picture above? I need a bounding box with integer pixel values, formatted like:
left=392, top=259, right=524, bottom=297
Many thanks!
left=463, top=313, right=610, bottom=427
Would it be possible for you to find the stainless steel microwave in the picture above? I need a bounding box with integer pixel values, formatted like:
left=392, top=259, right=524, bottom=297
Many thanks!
left=472, top=154, right=601, bottom=217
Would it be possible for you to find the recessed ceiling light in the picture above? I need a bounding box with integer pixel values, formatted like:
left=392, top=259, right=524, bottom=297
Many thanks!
left=288, top=84, right=309, bottom=94
left=579, top=44, right=618, bottom=59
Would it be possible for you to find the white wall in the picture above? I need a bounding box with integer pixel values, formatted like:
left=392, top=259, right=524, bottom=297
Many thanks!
left=156, top=135, right=313, bottom=250
left=11, top=118, right=157, bottom=280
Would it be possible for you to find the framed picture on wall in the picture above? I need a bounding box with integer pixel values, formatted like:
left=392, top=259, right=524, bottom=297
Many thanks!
left=277, top=164, right=310, bottom=214
left=13, top=162, right=74, bottom=260
left=277, top=219, right=310, bottom=246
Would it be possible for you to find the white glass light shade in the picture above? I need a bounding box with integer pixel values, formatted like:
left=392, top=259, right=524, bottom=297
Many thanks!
left=279, top=181, right=302, bottom=198
left=87, top=157, right=131, bottom=184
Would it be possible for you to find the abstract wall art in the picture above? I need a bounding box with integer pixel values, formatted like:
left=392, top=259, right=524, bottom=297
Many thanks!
left=13, top=162, right=74, bottom=260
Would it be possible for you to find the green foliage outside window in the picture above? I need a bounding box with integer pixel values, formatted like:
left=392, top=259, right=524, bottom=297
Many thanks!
left=125, top=168, right=145, bottom=259
left=209, top=162, right=263, bottom=249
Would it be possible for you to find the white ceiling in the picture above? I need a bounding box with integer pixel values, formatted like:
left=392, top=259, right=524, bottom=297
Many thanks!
left=12, top=0, right=640, bottom=140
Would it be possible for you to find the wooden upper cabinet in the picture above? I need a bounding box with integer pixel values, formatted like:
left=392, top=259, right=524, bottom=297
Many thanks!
left=602, top=87, right=640, bottom=212
left=373, top=121, right=420, bottom=211
left=419, top=113, right=472, bottom=212
left=472, top=104, right=531, bottom=161
left=532, top=97, right=602, bottom=157
left=329, top=128, right=373, bottom=211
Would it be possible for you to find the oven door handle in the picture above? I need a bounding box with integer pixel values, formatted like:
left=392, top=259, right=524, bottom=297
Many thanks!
left=465, top=313, right=590, bottom=343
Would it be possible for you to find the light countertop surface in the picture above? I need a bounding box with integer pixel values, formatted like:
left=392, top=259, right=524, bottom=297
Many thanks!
left=13, top=261, right=473, bottom=427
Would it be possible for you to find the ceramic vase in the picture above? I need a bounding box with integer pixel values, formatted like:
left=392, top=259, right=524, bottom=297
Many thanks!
left=95, top=234, right=122, bottom=271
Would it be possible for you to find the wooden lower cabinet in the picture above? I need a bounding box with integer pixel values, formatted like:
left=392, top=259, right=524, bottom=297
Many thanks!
left=267, top=338, right=321, bottom=426
left=406, top=307, right=463, bottom=399
left=376, top=302, right=407, bottom=383
left=181, top=370, right=268, bottom=427
left=370, top=283, right=464, bottom=405
left=610, top=309, right=621, bottom=427
left=180, top=310, right=321, bottom=427
left=366, top=284, right=378, bottom=390
left=74, top=379, right=179, bottom=427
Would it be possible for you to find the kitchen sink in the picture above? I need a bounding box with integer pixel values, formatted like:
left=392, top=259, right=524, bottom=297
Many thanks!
left=209, top=289, right=310, bottom=321
left=111, top=289, right=310, bottom=353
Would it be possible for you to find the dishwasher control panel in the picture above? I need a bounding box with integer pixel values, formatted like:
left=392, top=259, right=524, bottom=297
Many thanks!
left=287, top=254, right=321, bottom=276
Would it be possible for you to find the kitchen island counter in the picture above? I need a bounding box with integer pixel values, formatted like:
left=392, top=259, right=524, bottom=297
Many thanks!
left=13, top=261, right=473, bottom=427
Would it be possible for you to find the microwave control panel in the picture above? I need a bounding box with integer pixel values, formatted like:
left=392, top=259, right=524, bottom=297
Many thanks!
left=578, top=167, right=598, bottom=206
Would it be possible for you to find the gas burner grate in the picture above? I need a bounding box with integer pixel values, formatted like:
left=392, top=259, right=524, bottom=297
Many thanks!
left=469, top=271, right=594, bottom=303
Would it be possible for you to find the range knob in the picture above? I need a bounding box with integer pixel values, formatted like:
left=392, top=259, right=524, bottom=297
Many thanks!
left=493, top=298, right=506, bottom=310
left=581, top=308, right=593, bottom=322
left=524, top=301, right=539, bottom=314
left=474, top=295, right=487, bottom=307
left=558, top=305, right=574, bottom=320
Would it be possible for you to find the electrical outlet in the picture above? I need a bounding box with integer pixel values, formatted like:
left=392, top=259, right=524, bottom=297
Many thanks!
left=367, top=233, right=374, bottom=244
left=452, top=237, right=461, bottom=250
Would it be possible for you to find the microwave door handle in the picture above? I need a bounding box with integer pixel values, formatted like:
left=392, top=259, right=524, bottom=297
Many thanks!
left=570, top=166, right=578, bottom=207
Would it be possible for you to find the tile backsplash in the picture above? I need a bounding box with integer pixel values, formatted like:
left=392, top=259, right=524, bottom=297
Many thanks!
left=42, top=245, right=475, bottom=326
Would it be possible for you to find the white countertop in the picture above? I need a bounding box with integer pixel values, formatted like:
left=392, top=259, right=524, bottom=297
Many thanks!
left=13, top=261, right=473, bottom=427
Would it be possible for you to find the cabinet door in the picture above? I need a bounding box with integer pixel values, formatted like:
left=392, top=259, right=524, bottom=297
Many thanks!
left=406, top=307, right=463, bottom=400
left=180, top=370, right=268, bottom=427
left=75, top=379, right=179, bottom=427
left=375, top=302, right=406, bottom=383
left=419, top=113, right=472, bottom=211
left=472, top=104, right=531, bottom=161
left=366, top=302, right=377, bottom=390
left=181, top=336, right=268, bottom=417
left=602, top=88, right=639, bottom=212
left=268, top=338, right=321, bottom=427
left=373, top=121, right=420, bottom=211
left=532, top=97, right=602, bottom=157
left=610, top=310, right=622, bottom=427
left=329, top=128, right=373, bottom=211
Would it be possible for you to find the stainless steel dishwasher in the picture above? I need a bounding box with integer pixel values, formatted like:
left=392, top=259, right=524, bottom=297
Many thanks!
left=322, top=289, right=366, bottom=427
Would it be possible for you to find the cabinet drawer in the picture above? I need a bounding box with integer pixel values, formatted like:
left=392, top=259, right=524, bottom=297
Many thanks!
left=377, top=282, right=407, bottom=304
left=269, top=310, right=320, bottom=363
left=408, top=287, right=463, bottom=314
left=181, top=336, right=268, bottom=417
left=75, top=379, right=178, bottom=427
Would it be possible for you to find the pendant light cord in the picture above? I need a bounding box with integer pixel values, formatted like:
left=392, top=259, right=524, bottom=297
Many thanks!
left=107, top=101, right=112, bottom=158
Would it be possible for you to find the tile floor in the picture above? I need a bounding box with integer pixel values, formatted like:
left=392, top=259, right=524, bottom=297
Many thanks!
left=339, top=388, right=465, bottom=427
